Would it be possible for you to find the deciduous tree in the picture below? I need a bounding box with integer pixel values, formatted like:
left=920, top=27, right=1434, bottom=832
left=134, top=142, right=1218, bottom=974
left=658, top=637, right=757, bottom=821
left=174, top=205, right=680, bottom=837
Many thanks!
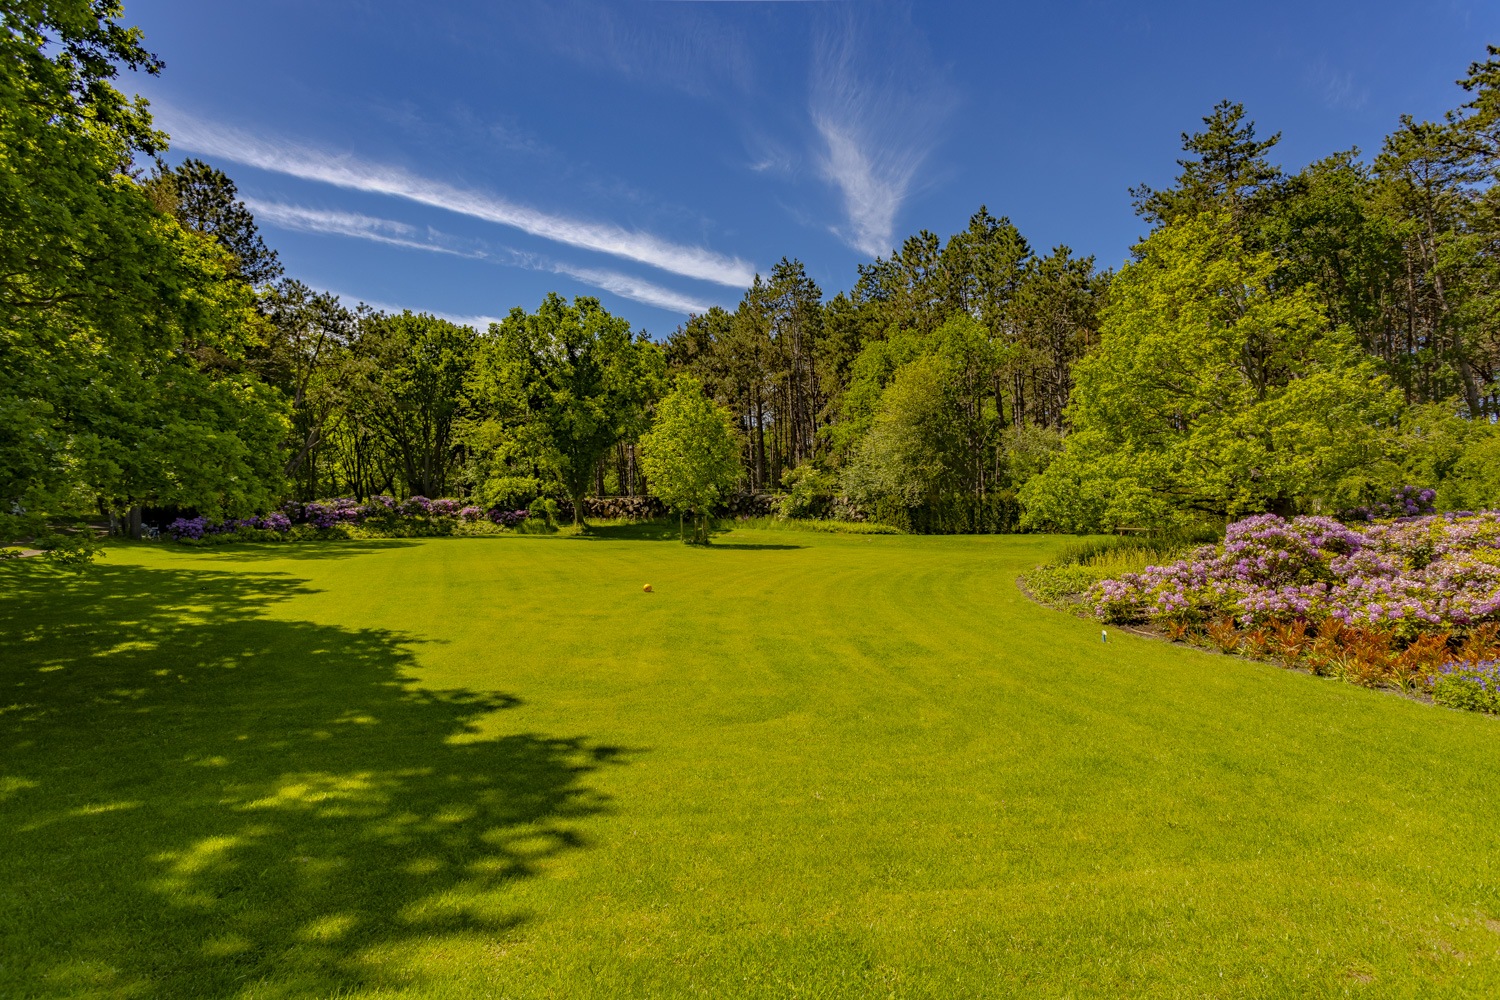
left=640, top=376, right=741, bottom=544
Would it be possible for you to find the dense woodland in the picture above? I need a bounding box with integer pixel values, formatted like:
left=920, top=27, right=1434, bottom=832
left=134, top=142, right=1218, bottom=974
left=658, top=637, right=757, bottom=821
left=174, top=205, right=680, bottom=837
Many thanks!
left=5, top=2, right=1500, bottom=545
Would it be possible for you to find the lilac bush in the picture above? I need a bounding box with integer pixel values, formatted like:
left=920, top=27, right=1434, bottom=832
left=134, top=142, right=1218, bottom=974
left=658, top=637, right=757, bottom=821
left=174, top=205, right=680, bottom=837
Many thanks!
left=167, top=516, right=216, bottom=540
left=260, top=512, right=292, bottom=532
left=1088, top=508, right=1500, bottom=631
left=168, top=512, right=294, bottom=539
left=400, top=496, right=434, bottom=516
left=1341, top=485, right=1438, bottom=522
left=365, top=495, right=399, bottom=517
left=169, top=495, right=529, bottom=542
left=487, top=508, right=530, bottom=528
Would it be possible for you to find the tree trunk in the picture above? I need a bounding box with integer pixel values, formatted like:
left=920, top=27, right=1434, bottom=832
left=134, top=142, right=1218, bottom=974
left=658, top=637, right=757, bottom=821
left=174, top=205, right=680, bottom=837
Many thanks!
left=128, top=506, right=143, bottom=541
left=1455, top=354, right=1483, bottom=418
left=754, top=389, right=767, bottom=490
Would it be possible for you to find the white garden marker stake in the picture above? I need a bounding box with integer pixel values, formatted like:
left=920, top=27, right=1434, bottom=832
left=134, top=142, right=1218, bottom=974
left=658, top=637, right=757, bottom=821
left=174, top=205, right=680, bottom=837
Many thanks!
left=1101, top=628, right=1108, bottom=643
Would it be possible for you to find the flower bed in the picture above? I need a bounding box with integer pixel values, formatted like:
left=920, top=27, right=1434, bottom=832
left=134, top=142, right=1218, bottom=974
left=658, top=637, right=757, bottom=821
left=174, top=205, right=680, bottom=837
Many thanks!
left=1082, top=504, right=1500, bottom=712
left=167, top=496, right=534, bottom=544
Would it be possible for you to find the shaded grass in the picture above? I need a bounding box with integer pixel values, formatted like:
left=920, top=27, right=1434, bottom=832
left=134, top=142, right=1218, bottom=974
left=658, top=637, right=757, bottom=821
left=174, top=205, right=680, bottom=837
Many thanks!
left=3, top=531, right=1500, bottom=998
left=728, top=516, right=903, bottom=535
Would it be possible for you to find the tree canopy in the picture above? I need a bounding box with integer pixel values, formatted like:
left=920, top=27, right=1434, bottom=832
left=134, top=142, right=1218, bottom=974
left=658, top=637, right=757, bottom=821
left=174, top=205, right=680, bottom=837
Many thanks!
left=470, top=294, right=665, bottom=526
left=1020, top=214, right=1402, bottom=531
left=640, top=376, right=742, bottom=544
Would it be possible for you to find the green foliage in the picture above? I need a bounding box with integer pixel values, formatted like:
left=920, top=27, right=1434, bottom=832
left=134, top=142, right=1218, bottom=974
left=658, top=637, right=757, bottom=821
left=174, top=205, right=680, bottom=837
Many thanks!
left=34, top=526, right=105, bottom=568
left=640, top=376, right=742, bottom=544
left=1398, top=403, right=1500, bottom=512
left=1129, top=100, right=1284, bottom=228
left=842, top=351, right=970, bottom=509
left=472, top=294, right=664, bottom=526
left=871, top=490, right=1021, bottom=535
left=1432, top=672, right=1500, bottom=713
left=477, top=474, right=547, bottom=511
left=141, top=158, right=282, bottom=285
left=528, top=497, right=561, bottom=529
left=360, top=311, right=476, bottom=498
left=1051, top=527, right=1222, bottom=568
left=0, top=1, right=289, bottom=553
left=1022, top=528, right=1222, bottom=607
left=1020, top=563, right=1106, bottom=605
left=775, top=465, right=837, bottom=519
left=1022, top=213, right=1403, bottom=531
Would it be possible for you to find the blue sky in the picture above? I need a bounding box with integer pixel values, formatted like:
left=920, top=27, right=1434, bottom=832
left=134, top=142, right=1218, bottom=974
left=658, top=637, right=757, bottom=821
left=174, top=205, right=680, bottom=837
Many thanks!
left=125, top=0, right=1499, bottom=336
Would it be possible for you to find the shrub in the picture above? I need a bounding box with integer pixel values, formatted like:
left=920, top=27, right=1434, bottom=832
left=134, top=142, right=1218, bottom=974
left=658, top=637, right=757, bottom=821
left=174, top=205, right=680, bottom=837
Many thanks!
left=1432, top=662, right=1500, bottom=713
left=35, top=526, right=104, bottom=568
left=1076, top=508, right=1500, bottom=712
left=1020, top=564, right=1104, bottom=604
left=478, top=475, right=547, bottom=511
left=287, top=524, right=352, bottom=542
left=487, top=508, right=530, bottom=528
left=777, top=466, right=838, bottom=520
left=1086, top=510, right=1500, bottom=630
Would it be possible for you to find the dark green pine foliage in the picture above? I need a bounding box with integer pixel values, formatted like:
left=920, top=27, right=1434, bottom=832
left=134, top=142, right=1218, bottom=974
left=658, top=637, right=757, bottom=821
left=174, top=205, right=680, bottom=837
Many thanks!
left=1129, top=100, right=1285, bottom=229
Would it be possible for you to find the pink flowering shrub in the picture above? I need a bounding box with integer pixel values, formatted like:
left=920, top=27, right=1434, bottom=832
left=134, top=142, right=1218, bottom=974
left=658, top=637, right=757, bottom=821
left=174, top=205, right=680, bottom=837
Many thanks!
left=1088, top=511, right=1500, bottom=631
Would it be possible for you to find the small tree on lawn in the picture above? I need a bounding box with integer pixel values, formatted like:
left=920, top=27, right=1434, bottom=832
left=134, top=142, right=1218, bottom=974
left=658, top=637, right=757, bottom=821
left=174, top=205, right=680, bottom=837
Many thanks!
left=640, top=376, right=741, bottom=544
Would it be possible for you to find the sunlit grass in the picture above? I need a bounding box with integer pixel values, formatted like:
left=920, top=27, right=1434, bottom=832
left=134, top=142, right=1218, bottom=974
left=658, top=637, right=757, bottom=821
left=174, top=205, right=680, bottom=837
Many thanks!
left=3, top=531, right=1499, bottom=998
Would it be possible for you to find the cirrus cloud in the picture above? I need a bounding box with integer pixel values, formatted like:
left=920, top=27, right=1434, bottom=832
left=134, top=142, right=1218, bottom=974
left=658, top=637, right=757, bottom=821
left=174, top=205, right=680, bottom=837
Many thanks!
left=163, top=110, right=755, bottom=287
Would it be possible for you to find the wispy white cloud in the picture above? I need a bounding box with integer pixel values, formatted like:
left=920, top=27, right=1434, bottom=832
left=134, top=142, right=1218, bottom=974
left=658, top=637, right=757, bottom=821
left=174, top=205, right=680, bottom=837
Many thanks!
left=547, top=262, right=712, bottom=314
left=503, top=0, right=756, bottom=98
left=249, top=198, right=713, bottom=315
left=809, top=7, right=955, bottom=257
left=241, top=199, right=480, bottom=258
left=743, top=130, right=798, bottom=176
left=1308, top=59, right=1368, bottom=113
left=163, top=110, right=755, bottom=287
left=314, top=287, right=504, bottom=333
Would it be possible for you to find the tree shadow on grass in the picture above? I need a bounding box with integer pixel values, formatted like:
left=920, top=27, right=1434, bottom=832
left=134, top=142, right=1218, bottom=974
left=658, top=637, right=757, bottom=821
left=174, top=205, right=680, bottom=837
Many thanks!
left=706, top=542, right=805, bottom=551
left=150, top=538, right=425, bottom=562
left=0, top=562, right=628, bottom=999
left=572, top=522, right=805, bottom=549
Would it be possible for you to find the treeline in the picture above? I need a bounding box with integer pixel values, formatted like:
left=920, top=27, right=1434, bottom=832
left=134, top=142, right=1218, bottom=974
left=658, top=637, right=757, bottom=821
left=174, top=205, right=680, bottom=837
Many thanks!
left=1, top=3, right=667, bottom=540
left=664, top=220, right=1105, bottom=530
left=1021, top=52, right=1500, bottom=531
left=6, top=2, right=1500, bottom=542
left=660, top=50, right=1500, bottom=532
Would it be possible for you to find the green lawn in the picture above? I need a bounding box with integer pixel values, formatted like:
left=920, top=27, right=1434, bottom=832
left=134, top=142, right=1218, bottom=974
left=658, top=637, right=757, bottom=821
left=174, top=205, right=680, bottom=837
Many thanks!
left=3, top=528, right=1499, bottom=998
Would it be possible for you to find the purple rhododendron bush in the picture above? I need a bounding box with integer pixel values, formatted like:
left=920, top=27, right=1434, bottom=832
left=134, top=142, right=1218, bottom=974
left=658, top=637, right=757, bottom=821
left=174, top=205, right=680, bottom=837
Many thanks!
left=1086, top=505, right=1500, bottom=713
left=167, top=496, right=535, bottom=543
